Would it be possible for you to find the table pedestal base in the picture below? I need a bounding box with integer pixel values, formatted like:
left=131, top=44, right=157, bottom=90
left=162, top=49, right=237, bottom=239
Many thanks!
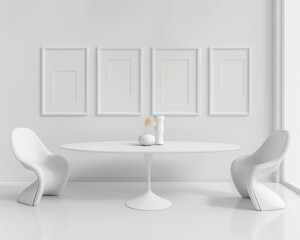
left=125, top=153, right=172, bottom=211
left=126, top=190, right=172, bottom=211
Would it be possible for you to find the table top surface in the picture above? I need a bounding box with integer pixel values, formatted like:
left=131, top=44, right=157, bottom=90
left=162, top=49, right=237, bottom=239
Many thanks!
left=60, top=141, right=240, bottom=154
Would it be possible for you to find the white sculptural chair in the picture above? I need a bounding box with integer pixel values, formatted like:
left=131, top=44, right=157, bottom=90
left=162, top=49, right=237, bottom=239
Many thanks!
left=11, top=128, right=70, bottom=206
left=231, top=130, right=289, bottom=211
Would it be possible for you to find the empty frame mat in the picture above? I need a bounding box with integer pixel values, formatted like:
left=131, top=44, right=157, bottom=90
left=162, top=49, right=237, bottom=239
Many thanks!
left=152, top=48, right=199, bottom=115
left=209, top=47, right=250, bottom=115
left=42, top=47, right=88, bottom=115
left=97, top=48, right=141, bottom=115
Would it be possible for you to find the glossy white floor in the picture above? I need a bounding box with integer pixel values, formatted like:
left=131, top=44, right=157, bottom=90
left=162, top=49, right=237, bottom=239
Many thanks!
left=0, top=182, right=299, bottom=240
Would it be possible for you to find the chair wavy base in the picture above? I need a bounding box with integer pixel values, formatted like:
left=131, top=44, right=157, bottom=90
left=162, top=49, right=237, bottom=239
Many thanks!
left=250, top=182, right=285, bottom=211
left=18, top=171, right=69, bottom=207
left=231, top=163, right=286, bottom=211
left=17, top=181, right=65, bottom=207
left=231, top=130, right=289, bottom=211
left=17, top=181, right=40, bottom=206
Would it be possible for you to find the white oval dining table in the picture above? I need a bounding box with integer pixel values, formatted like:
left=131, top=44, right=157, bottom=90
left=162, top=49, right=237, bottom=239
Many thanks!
left=61, top=141, right=240, bottom=211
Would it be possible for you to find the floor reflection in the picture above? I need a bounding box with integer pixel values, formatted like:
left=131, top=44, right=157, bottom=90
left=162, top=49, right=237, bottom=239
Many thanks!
left=0, top=199, right=42, bottom=240
left=0, top=182, right=293, bottom=240
left=35, top=198, right=69, bottom=240
left=0, top=189, right=68, bottom=240
left=230, top=198, right=283, bottom=240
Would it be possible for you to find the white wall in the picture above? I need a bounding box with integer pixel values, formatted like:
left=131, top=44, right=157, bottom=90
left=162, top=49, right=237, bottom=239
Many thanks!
left=283, top=0, right=300, bottom=187
left=0, top=0, right=274, bottom=181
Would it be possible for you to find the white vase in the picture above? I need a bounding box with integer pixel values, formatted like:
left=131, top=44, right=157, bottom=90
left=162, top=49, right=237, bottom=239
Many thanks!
left=138, top=133, right=155, bottom=146
left=154, top=116, right=164, bottom=145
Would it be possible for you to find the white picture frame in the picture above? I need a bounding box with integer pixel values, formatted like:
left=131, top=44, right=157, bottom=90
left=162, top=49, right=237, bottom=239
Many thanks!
left=42, top=47, right=88, bottom=116
left=152, top=47, right=200, bottom=116
left=97, top=47, right=142, bottom=116
left=209, top=46, right=250, bottom=116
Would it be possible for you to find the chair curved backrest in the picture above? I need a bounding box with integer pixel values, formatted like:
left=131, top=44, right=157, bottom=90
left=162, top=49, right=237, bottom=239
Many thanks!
left=11, top=128, right=51, bottom=165
left=251, top=130, right=289, bottom=165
